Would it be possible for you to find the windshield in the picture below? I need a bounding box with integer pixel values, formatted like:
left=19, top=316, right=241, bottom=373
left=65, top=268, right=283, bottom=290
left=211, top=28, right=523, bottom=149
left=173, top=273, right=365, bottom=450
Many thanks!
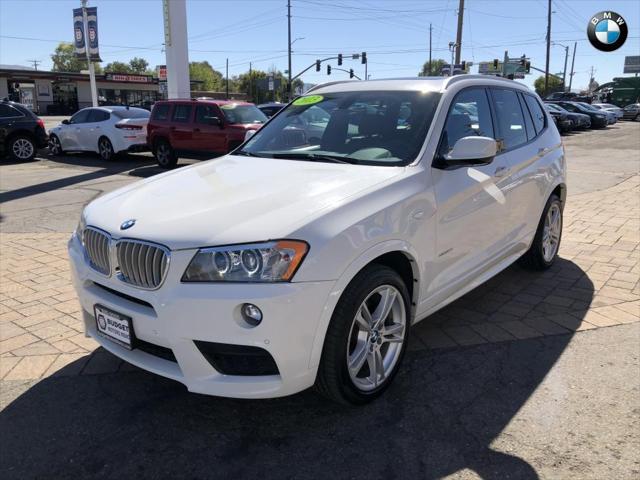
left=220, top=104, right=267, bottom=124
left=237, top=90, right=441, bottom=166
left=112, top=108, right=150, bottom=119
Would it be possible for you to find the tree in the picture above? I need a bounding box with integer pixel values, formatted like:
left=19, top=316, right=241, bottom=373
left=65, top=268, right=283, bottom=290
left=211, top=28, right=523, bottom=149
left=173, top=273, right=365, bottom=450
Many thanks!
left=103, top=61, right=132, bottom=73
left=418, top=59, right=446, bottom=76
left=533, top=75, right=564, bottom=96
left=51, top=42, right=102, bottom=73
left=129, top=57, right=150, bottom=74
left=189, top=61, right=225, bottom=91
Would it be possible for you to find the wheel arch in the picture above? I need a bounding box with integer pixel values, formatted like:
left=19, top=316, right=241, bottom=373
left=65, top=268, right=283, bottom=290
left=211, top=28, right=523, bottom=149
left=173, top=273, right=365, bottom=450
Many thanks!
left=552, top=182, right=567, bottom=207
left=307, top=240, right=421, bottom=370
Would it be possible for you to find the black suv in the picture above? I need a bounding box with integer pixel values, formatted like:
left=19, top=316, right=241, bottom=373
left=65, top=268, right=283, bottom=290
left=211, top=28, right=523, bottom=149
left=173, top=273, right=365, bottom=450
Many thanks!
left=0, top=100, right=48, bottom=161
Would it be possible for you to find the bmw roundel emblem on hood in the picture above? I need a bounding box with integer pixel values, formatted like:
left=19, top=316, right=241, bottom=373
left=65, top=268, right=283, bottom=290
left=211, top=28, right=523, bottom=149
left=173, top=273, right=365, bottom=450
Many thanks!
left=120, top=219, right=136, bottom=230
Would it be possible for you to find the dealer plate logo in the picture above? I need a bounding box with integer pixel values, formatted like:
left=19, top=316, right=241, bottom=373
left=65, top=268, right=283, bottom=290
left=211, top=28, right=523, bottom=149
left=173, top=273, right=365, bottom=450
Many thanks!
left=587, top=11, right=628, bottom=52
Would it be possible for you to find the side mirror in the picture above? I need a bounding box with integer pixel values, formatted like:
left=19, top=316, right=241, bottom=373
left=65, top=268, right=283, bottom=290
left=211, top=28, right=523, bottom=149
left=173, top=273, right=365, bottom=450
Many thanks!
left=62, top=119, right=70, bottom=125
left=443, top=136, right=497, bottom=166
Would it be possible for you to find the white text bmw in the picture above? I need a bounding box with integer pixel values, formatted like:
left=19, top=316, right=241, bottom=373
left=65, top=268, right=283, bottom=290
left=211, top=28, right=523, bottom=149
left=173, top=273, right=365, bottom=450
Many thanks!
left=69, top=76, right=566, bottom=404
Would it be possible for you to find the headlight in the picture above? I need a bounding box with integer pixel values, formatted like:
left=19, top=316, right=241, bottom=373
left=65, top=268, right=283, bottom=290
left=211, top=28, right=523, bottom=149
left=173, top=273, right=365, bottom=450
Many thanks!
left=182, top=240, right=308, bottom=283
left=75, top=213, right=87, bottom=245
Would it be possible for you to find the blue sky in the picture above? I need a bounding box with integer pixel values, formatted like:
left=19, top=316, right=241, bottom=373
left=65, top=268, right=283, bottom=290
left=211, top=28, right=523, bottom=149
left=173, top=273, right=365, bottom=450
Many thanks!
left=0, top=0, right=638, bottom=91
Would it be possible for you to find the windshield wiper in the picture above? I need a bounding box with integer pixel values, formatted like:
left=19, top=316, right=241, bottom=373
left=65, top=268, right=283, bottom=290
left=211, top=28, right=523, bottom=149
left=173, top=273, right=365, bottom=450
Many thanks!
left=234, top=151, right=271, bottom=158
left=271, top=152, right=359, bottom=164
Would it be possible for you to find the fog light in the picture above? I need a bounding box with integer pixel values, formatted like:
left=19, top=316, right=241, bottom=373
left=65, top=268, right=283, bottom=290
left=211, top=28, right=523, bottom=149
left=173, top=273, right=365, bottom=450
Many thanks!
left=241, top=303, right=263, bottom=326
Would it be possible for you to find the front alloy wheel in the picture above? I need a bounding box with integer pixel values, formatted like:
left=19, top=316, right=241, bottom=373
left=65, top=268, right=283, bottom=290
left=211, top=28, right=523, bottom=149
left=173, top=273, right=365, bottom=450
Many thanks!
left=48, top=135, right=62, bottom=156
left=347, top=285, right=406, bottom=391
left=316, top=264, right=410, bottom=404
left=542, top=203, right=561, bottom=262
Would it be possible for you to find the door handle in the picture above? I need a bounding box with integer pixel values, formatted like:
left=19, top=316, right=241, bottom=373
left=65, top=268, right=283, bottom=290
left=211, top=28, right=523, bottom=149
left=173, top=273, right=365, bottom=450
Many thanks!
left=494, top=166, right=508, bottom=178
left=537, top=147, right=546, bottom=156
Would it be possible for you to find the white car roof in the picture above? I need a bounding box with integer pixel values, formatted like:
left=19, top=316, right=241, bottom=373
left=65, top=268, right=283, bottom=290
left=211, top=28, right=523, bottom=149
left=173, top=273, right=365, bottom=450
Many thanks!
left=308, top=75, right=534, bottom=95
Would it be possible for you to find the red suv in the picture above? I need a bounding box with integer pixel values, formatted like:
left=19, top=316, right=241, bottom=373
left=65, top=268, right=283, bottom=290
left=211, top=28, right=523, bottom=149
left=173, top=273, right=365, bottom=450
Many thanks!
left=147, top=99, right=268, bottom=168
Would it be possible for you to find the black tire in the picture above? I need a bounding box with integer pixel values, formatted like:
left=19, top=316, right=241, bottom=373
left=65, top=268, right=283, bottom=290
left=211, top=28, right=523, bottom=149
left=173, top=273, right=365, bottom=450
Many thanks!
left=98, top=136, right=115, bottom=161
left=519, top=194, right=563, bottom=270
left=154, top=138, right=178, bottom=169
left=48, top=134, right=64, bottom=156
left=315, top=264, right=411, bottom=405
left=8, top=135, right=36, bottom=161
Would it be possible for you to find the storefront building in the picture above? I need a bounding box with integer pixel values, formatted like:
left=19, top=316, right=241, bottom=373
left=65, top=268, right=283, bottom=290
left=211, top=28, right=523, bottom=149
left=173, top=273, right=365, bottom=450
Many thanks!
left=0, top=68, right=161, bottom=114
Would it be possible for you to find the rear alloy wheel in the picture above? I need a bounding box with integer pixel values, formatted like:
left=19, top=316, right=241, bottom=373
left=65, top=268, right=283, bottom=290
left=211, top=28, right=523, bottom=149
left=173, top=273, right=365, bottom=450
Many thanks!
left=316, top=264, right=410, bottom=404
left=154, top=139, right=178, bottom=169
left=48, top=135, right=63, bottom=156
left=519, top=194, right=563, bottom=270
left=9, top=136, right=36, bottom=161
left=98, top=137, right=115, bottom=161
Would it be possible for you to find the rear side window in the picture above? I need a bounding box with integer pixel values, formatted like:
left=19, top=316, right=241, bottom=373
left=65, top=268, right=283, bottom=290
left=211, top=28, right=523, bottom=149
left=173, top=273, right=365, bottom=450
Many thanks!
left=152, top=104, right=171, bottom=121
left=0, top=104, right=23, bottom=118
left=523, top=94, right=546, bottom=134
left=490, top=89, right=527, bottom=150
left=88, top=109, right=110, bottom=122
left=172, top=104, right=192, bottom=123
left=438, top=87, right=495, bottom=157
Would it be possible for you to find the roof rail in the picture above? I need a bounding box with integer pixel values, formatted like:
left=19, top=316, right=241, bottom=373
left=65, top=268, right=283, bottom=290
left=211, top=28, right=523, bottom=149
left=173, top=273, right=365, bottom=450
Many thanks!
left=305, top=80, right=355, bottom=94
left=445, top=74, right=521, bottom=88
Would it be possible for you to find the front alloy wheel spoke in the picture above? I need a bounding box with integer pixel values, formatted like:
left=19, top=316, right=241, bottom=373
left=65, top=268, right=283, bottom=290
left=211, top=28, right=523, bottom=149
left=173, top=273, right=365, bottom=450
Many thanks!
left=356, top=305, right=372, bottom=332
left=372, top=288, right=396, bottom=329
left=349, top=343, right=368, bottom=375
left=382, top=323, right=404, bottom=343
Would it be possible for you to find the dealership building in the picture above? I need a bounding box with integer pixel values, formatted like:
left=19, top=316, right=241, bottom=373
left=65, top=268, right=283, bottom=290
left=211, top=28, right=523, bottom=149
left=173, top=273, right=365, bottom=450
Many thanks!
left=0, top=67, right=161, bottom=114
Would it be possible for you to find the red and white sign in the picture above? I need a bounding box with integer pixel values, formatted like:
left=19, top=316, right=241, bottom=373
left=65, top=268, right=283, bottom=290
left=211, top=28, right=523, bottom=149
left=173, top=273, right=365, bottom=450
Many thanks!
left=105, top=73, right=153, bottom=83
left=157, top=65, right=167, bottom=81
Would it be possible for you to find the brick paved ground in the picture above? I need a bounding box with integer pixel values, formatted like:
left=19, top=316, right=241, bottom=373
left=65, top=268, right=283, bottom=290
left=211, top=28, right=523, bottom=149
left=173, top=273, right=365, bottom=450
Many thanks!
left=0, top=175, right=638, bottom=383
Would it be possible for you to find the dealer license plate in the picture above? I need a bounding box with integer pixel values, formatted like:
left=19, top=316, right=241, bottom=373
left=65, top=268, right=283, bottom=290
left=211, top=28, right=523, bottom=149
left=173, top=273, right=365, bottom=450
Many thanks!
left=94, top=304, right=134, bottom=350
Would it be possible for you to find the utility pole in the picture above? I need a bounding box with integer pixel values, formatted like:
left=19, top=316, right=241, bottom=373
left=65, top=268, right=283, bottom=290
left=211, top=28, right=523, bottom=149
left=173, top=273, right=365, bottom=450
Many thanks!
left=225, top=58, right=229, bottom=99
left=544, top=0, right=551, bottom=95
left=502, top=50, right=508, bottom=77
left=428, top=23, right=432, bottom=75
left=568, top=41, right=577, bottom=92
left=81, top=0, right=98, bottom=106
left=28, top=60, right=41, bottom=71
left=249, top=62, right=252, bottom=102
left=455, top=0, right=464, bottom=64
left=287, top=0, right=292, bottom=101
left=562, top=45, right=569, bottom=91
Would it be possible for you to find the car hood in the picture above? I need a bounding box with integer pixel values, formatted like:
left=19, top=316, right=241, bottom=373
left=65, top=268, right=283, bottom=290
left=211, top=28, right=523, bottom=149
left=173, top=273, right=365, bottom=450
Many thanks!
left=85, top=154, right=404, bottom=249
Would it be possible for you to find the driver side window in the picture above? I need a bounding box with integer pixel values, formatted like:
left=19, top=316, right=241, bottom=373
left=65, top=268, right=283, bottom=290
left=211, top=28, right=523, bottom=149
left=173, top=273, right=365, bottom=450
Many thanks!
left=438, top=88, right=494, bottom=157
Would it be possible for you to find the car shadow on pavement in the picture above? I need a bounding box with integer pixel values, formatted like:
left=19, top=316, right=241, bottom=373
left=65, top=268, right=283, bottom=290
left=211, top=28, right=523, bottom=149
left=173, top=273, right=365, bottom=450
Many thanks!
left=0, top=259, right=593, bottom=479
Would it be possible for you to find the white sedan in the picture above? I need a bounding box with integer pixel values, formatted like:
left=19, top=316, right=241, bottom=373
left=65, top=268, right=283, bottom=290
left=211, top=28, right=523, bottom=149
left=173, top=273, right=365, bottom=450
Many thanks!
left=48, top=106, right=150, bottom=160
left=592, top=103, right=624, bottom=119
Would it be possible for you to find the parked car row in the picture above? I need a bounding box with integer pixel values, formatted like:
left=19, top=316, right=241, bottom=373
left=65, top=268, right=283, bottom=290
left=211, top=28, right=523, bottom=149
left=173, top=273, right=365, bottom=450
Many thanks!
left=543, top=100, right=629, bottom=134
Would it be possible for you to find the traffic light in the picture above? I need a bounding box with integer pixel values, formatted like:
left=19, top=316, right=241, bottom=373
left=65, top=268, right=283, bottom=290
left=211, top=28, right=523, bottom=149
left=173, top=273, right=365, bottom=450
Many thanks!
left=349, top=68, right=354, bottom=78
left=461, top=61, right=466, bottom=71
left=338, top=54, right=343, bottom=66
left=361, top=52, right=367, bottom=64
left=520, top=56, right=526, bottom=66
left=493, top=59, right=499, bottom=70
left=315, top=60, right=321, bottom=72
left=327, top=65, right=331, bottom=75
left=525, top=61, right=531, bottom=73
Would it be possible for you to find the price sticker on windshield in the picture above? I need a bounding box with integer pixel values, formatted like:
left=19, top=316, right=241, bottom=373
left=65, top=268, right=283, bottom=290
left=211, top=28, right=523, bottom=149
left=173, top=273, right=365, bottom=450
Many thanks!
left=292, top=95, right=324, bottom=106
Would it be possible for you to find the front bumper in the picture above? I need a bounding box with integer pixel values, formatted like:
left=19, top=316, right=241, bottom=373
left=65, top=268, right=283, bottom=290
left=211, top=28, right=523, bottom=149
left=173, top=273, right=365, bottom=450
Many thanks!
left=68, top=234, right=334, bottom=398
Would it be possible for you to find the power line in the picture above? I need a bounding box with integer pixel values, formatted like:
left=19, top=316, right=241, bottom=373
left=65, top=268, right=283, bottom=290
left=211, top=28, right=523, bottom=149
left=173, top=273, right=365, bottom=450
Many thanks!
left=27, top=59, right=41, bottom=71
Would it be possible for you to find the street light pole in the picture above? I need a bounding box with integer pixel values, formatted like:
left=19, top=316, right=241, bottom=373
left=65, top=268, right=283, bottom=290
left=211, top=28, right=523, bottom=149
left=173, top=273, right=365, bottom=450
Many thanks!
left=568, top=41, right=577, bottom=92
left=544, top=0, right=551, bottom=95
left=455, top=0, right=464, bottom=65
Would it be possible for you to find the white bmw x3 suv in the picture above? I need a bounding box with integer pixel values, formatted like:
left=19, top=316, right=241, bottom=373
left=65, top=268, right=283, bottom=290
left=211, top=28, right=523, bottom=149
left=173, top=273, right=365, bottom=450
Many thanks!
left=69, top=76, right=566, bottom=404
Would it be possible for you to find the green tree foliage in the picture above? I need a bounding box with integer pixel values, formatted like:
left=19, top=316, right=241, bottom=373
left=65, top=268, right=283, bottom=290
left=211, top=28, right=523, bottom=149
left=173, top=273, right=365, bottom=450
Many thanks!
left=418, top=59, right=446, bottom=76
left=51, top=42, right=102, bottom=73
left=103, top=61, right=132, bottom=73
left=189, top=61, right=225, bottom=91
left=129, top=57, right=150, bottom=74
left=533, top=75, right=564, bottom=96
